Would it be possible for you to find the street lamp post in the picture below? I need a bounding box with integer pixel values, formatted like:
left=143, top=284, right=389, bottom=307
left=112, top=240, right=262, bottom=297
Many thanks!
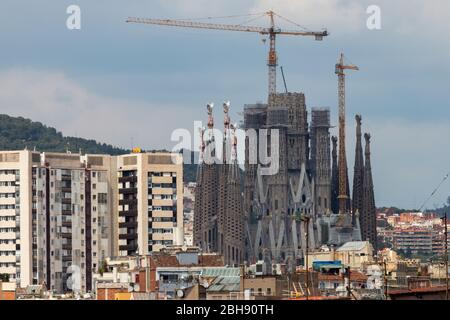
left=300, top=213, right=311, bottom=300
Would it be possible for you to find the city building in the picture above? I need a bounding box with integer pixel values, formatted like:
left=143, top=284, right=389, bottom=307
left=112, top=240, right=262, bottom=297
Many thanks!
left=242, top=92, right=364, bottom=268
left=0, top=150, right=184, bottom=294
left=0, top=151, right=115, bottom=293
left=392, top=227, right=445, bottom=256
left=194, top=103, right=244, bottom=265
left=116, top=152, right=183, bottom=256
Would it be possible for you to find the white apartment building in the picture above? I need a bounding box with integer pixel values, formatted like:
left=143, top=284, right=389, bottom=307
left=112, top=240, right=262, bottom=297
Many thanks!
left=0, top=151, right=115, bottom=293
left=0, top=150, right=183, bottom=293
left=0, top=151, right=34, bottom=289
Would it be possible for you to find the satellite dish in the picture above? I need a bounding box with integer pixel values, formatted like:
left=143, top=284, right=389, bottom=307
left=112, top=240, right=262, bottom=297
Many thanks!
left=128, top=284, right=134, bottom=292
left=134, top=284, right=140, bottom=292
left=177, top=289, right=184, bottom=298
left=202, top=279, right=209, bottom=288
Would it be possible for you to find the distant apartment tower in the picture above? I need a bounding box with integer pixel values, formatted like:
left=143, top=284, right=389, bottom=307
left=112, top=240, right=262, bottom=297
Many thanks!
left=116, top=152, right=183, bottom=257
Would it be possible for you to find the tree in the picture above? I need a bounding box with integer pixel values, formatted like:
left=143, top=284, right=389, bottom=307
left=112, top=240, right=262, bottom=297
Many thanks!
left=98, top=259, right=108, bottom=276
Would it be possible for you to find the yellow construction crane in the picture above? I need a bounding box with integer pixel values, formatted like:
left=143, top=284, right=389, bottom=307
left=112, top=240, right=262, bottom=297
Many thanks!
left=335, top=53, right=359, bottom=214
left=126, top=11, right=328, bottom=96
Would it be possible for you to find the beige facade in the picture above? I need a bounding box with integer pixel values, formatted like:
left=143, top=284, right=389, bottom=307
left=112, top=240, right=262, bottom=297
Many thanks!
left=305, top=241, right=374, bottom=270
left=116, top=153, right=183, bottom=257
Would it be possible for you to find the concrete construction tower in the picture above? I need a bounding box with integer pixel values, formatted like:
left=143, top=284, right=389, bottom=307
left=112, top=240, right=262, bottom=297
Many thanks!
left=361, top=133, right=377, bottom=252
left=352, top=115, right=364, bottom=222
left=310, top=108, right=331, bottom=215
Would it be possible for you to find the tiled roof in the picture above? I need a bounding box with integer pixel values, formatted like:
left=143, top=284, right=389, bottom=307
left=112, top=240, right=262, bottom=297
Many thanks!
left=336, top=241, right=367, bottom=252
left=203, top=267, right=241, bottom=292
left=389, top=286, right=448, bottom=296
left=151, top=254, right=224, bottom=268
left=318, top=271, right=368, bottom=282
left=202, top=267, right=240, bottom=277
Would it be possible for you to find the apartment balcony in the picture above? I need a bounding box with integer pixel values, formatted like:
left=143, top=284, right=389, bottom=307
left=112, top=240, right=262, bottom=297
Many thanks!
left=62, top=198, right=71, bottom=204
left=62, top=187, right=71, bottom=193
left=119, top=176, right=138, bottom=183
left=118, top=233, right=137, bottom=240
left=119, top=188, right=137, bottom=195
left=62, top=210, right=72, bottom=216
left=62, top=220, right=71, bottom=227
left=119, top=199, right=138, bottom=206
left=118, top=210, right=138, bottom=218
left=61, top=232, right=72, bottom=238
left=62, top=255, right=71, bottom=262
left=61, top=175, right=71, bottom=181
left=119, top=244, right=138, bottom=252
left=119, top=221, right=138, bottom=229
left=62, top=243, right=71, bottom=250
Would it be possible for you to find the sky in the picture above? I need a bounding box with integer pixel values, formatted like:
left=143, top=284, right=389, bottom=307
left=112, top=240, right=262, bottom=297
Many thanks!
left=0, top=0, right=449, bottom=209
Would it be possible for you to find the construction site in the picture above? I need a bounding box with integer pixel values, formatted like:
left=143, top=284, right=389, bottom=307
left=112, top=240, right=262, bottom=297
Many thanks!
left=125, top=10, right=382, bottom=299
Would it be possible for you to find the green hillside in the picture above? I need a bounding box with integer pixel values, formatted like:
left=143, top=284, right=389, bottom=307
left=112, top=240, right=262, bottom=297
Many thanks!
left=0, top=114, right=198, bottom=182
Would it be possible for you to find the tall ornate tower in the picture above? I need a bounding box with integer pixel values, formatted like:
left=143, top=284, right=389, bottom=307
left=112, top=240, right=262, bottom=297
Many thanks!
left=352, top=115, right=364, bottom=222
left=194, top=102, right=244, bottom=264
left=243, top=103, right=267, bottom=222
left=362, top=133, right=377, bottom=252
left=217, top=102, right=244, bottom=265
left=330, top=136, right=339, bottom=214
left=193, top=104, right=219, bottom=252
left=311, top=108, right=331, bottom=215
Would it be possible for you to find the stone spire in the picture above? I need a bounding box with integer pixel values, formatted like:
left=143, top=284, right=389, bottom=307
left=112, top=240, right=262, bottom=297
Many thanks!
left=331, top=136, right=339, bottom=214
left=217, top=102, right=244, bottom=265
left=352, top=115, right=364, bottom=223
left=362, top=133, right=377, bottom=252
left=311, top=108, right=331, bottom=215
left=194, top=104, right=219, bottom=252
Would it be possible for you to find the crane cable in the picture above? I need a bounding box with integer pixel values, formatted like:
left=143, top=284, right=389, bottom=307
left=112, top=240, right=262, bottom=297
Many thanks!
left=171, top=12, right=267, bottom=22
left=418, top=172, right=450, bottom=212
left=273, top=12, right=313, bottom=32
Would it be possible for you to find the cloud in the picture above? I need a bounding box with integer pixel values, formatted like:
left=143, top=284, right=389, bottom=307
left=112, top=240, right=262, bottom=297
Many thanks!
left=251, top=0, right=365, bottom=34
left=0, top=68, right=197, bottom=150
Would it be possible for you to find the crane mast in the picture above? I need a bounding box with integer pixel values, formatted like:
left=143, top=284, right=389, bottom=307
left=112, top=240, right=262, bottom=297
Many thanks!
left=335, top=53, right=359, bottom=214
left=126, top=11, right=328, bottom=96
